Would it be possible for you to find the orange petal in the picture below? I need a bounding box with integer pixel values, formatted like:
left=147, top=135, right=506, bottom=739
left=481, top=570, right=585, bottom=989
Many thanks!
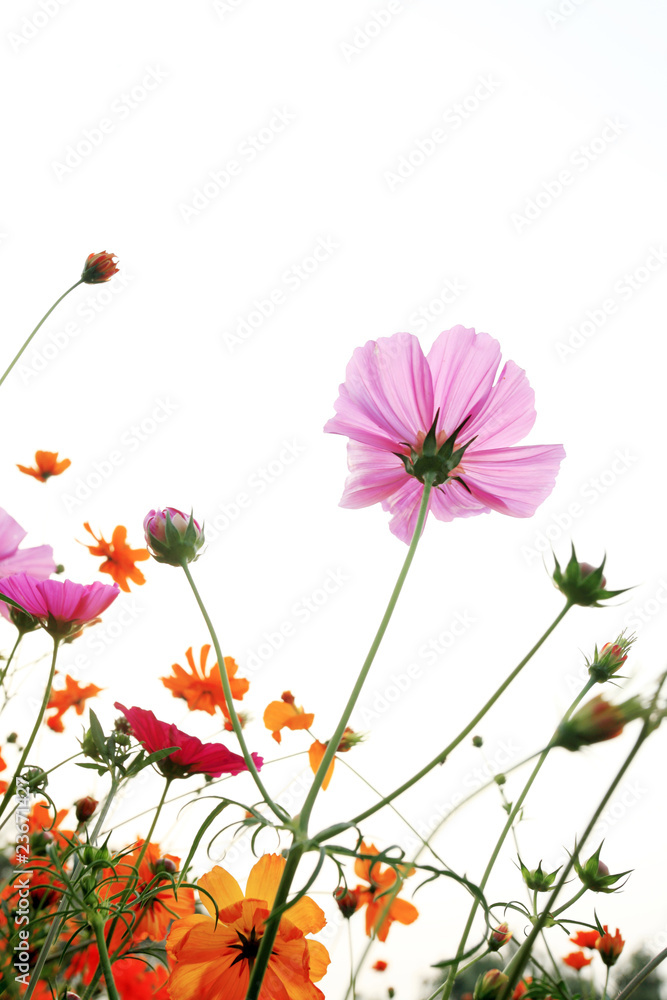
left=245, top=854, right=285, bottom=910
left=197, top=865, right=244, bottom=916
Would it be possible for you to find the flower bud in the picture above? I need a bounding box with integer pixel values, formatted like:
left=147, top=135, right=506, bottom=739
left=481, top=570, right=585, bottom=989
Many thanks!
left=75, top=796, right=98, bottom=824
left=595, top=926, right=625, bottom=966
left=81, top=251, right=119, bottom=284
left=488, top=922, right=512, bottom=950
left=554, top=695, right=644, bottom=752
left=472, top=735, right=483, bottom=747
left=152, top=856, right=178, bottom=877
left=587, top=633, right=634, bottom=683
left=22, top=766, right=48, bottom=792
left=334, top=886, right=360, bottom=919
left=143, top=508, right=204, bottom=566
left=573, top=844, right=631, bottom=893
left=518, top=856, right=561, bottom=892
left=552, top=546, right=627, bottom=607
left=474, top=969, right=509, bottom=1000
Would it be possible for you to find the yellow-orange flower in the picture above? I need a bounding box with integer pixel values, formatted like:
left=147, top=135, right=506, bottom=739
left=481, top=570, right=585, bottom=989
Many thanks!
left=82, top=522, right=149, bottom=592
left=353, top=842, right=418, bottom=942
left=264, top=691, right=314, bottom=743
left=161, top=645, right=249, bottom=726
left=46, top=674, right=103, bottom=733
left=17, top=450, right=71, bottom=482
left=167, top=854, right=330, bottom=999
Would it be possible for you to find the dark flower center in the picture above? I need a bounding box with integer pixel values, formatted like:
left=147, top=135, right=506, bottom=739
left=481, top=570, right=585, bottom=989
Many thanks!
left=394, top=412, right=477, bottom=490
left=229, top=926, right=262, bottom=969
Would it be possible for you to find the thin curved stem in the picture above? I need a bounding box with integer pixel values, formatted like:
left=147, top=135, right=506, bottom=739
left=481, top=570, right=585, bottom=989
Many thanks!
left=0, top=639, right=60, bottom=821
left=0, top=280, right=82, bottom=388
left=181, top=561, right=284, bottom=822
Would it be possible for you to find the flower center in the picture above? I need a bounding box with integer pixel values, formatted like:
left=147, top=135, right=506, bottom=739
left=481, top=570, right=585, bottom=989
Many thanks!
left=229, top=926, right=262, bottom=969
left=394, top=412, right=477, bottom=489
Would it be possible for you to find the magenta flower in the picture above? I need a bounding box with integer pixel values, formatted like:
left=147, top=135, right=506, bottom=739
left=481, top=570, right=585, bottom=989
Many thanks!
left=0, top=573, right=119, bottom=638
left=143, top=507, right=204, bottom=566
left=115, top=703, right=263, bottom=779
left=0, top=508, right=56, bottom=580
left=324, top=326, right=565, bottom=542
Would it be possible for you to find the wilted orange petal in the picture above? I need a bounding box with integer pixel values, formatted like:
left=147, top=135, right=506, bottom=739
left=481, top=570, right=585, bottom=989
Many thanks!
left=308, top=740, right=335, bottom=791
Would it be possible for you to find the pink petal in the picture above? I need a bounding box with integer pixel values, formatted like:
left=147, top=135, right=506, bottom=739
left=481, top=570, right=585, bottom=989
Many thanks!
left=427, top=326, right=502, bottom=436
left=381, top=477, right=431, bottom=543
left=464, top=361, right=536, bottom=449
left=0, top=509, right=27, bottom=561
left=429, top=479, right=492, bottom=522
left=325, top=334, right=434, bottom=452
left=462, top=445, right=566, bottom=516
left=339, top=442, right=408, bottom=509
left=0, top=545, right=55, bottom=581
left=0, top=574, right=48, bottom=616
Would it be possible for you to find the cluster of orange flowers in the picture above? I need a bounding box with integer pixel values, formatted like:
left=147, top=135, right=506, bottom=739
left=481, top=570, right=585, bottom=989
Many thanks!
left=563, top=926, right=625, bottom=969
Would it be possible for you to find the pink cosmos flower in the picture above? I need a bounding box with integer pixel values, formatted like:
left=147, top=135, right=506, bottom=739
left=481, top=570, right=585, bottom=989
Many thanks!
left=324, top=326, right=565, bottom=542
left=114, top=703, right=264, bottom=779
left=143, top=507, right=204, bottom=566
left=0, top=508, right=56, bottom=580
left=0, top=573, right=119, bottom=638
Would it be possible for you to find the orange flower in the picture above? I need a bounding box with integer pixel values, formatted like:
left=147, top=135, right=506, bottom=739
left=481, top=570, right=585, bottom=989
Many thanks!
left=264, top=691, right=315, bottom=743
left=167, top=854, right=330, bottom=999
left=47, top=674, right=103, bottom=732
left=161, top=645, right=249, bottom=726
left=512, top=978, right=532, bottom=1000
left=82, top=522, right=149, bottom=592
left=595, top=926, right=625, bottom=966
left=308, top=727, right=362, bottom=791
left=353, top=842, right=418, bottom=942
left=563, top=951, right=593, bottom=970
left=0, top=749, right=6, bottom=795
left=570, top=929, right=603, bottom=949
left=99, top=841, right=194, bottom=952
left=373, top=960, right=388, bottom=971
left=17, top=450, right=71, bottom=482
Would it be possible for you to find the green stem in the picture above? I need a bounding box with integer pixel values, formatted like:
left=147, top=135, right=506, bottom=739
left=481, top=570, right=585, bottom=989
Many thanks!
left=299, top=480, right=434, bottom=835
left=90, top=915, right=121, bottom=1000
left=603, top=966, right=610, bottom=1000
left=348, top=919, right=357, bottom=1000
left=0, top=633, right=22, bottom=690
left=614, top=946, right=667, bottom=1000
left=0, top=280, right=82, bottom=389
left=499, top=673, right=666, bottom=1000
left=0, top=639, right=60, bottom=821
left=245, top=845, right=305, bottom=1000
left=247, top=482, right=434, bottom=1000
left=181, top=561, right=284, bottom=822
left=440, top=677, right=595, bottom=1000
left=551, top=885, right=587, bottom=917
left=350, top=602, right=573, bottom=827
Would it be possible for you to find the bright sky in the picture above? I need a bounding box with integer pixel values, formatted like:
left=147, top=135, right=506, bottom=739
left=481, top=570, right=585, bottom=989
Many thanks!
left=1, top=2, right=666, bottom=998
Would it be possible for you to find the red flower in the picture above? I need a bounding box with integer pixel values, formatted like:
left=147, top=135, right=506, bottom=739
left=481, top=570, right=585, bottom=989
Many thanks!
left=373, top=960, right=388, bottom=971
left=17, top=450, right=71, bottom=482
left=570, top=929, right=603, bottom=949
left=512, top=978, right=532, bottom=1000
left=595, top=926, right=625, bottom=966
left=81, top=251, right=119, bottom=283
left=563, top=951, right=593, bottom=970
left=114, top=703, right=263, bottom=779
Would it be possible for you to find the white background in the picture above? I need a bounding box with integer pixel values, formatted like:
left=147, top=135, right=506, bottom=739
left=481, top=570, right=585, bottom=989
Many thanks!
left=1, top=2, right=666, bottom=998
